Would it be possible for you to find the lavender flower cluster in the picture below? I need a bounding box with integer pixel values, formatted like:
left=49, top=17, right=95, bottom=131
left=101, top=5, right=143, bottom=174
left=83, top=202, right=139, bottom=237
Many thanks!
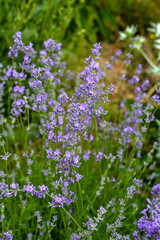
left=0, top=32, right=159, bottom=239
left=134, top=184, right=160, bottom=239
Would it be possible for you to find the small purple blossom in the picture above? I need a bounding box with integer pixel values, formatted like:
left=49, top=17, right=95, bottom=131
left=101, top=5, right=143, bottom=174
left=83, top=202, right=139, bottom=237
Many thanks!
left=0, top=230, right=13, bottom=240
left=23, top=184, right=36, bottom=196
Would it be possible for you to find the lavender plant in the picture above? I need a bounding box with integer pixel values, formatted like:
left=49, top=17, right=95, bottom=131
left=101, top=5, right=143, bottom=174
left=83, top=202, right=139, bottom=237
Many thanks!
left=134, top=184, right=160, bottom=239
left=0, top=32, right=159, bottom=239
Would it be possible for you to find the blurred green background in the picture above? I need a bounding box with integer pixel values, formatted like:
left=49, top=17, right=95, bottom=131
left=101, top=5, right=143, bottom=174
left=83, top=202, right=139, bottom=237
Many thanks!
left=0, top=0, right=160, bottom=62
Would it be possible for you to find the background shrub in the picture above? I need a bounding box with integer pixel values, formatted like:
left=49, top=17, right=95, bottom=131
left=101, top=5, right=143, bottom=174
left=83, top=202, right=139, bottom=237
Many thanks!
left=1, top=0, right=160, bottom=64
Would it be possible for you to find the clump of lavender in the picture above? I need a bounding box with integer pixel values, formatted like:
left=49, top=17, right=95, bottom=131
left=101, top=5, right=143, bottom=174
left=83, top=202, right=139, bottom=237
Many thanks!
left=0, top=32, right=159, bottom=239
left=134, top=184, right=160, bottom=239
left=0, top=230, right=13, bottom=240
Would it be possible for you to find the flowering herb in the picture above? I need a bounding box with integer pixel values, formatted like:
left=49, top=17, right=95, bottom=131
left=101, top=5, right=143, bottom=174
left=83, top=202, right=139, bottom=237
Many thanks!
left=0, top=32, right=159, bottom=239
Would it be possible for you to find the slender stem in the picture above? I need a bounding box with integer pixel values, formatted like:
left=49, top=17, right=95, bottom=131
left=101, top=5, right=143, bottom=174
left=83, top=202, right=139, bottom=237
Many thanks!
left=34, top=225, right=38, bottom=240
left=142, top=83, right=158, bottom=103
left=94, top=115, right=102, bottom=175
left=78, top=181, right=86, bottom=221
left=47, top=207, right=53, bottom=235
left=60, top=208, right=69, bottom=239
left=24, top=107, right=30, bottom=151
left=94, top=115, right=98, bottom=153
left=1, top=205, right=4, bottom=232
left=138, top=47, right=159, bottom=102
left=139, top=48, right=158, bottom=70
left=19, top=113, right=26, bottom=145
left=84, top=167, right=109, bottom=212
left=62, top=207, right=90, bottom=240
left=74, top=180, right=81, bottom=223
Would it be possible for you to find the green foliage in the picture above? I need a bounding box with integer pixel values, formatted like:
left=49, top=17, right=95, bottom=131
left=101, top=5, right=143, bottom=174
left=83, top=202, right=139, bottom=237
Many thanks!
left=1, top=0, right=160, bottom=64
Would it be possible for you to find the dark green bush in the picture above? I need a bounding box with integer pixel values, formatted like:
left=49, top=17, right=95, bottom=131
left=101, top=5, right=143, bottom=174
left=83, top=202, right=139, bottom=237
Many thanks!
left=0, top=0, right=160, bottom=63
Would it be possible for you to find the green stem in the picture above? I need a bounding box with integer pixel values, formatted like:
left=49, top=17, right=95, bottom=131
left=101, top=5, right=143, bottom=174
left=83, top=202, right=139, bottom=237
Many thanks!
left=78, top=181, right=86, bottom=221
left=139, top=48, right=158, bottom=70
left=74, top=180, right=81, bottom=223
left=47, top=207, right=53, bottom=235
left=60, top=208, right=69, bottom=239
left=138, top=48, right=160, bottom=103
left=24, top=107, right=30, bottom=150
left=84, top=166, right=109, bottom=213
left=142, top=83, right=158, bottom=103
left=34, top=225, right=38, bottom=240
left=62, top=207, right=90, bottom=240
